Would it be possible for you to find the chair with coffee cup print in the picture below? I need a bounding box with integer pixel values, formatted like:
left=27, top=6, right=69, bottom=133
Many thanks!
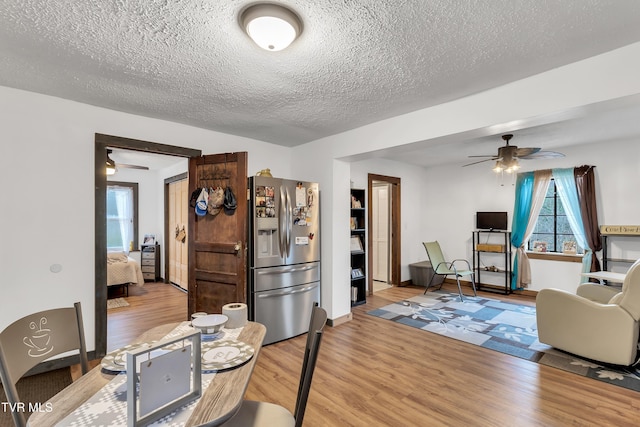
left=0, top=302, right=89, bottom=427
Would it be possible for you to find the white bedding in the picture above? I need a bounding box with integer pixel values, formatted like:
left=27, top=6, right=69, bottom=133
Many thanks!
left=107, top=253, right=145, bottom=287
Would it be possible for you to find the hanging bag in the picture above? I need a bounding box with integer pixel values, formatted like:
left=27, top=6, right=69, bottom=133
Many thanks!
left=223, top=186, right=237, bottom=215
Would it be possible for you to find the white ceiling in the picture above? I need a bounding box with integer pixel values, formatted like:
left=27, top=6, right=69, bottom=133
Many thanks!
left=108, top=148, right=187, bottom=172
left=2, top=1, right=640, bottom=168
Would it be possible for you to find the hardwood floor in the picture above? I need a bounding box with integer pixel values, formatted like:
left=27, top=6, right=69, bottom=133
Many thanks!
left=107, top=281, right=188, bottom=352
left=102, top=283, right=640, bottom=426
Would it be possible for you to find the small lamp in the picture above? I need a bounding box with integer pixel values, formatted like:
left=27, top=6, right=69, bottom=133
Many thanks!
left=240, top=3, right=302, bottom=51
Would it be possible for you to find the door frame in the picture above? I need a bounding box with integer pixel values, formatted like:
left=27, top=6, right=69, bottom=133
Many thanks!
left=94, top=133, right=201, bottom=357
left=367, top=173, right=401, bottom=294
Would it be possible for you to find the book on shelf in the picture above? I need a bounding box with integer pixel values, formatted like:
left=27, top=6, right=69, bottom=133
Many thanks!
left=350, top=236, right=363, bottom=252
left=350, top=217, right=358, bottom=230
left=351, top=268, right=364, bottom=279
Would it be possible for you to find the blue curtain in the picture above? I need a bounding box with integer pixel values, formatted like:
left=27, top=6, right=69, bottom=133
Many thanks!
left=510, top=172, right=534, bottom=289
left=553, top=168, right=590, bottom=279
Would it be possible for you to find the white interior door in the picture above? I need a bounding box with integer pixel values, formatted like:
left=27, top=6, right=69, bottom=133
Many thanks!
left=179, top=179, right=189, bottom=289
left=168, top=178, right=189, bottom=290
left=372, top=183, right=391, bottom=282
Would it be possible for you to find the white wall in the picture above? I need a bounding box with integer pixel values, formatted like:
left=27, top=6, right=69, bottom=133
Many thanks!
left=108, top=167, right=173, bottom=251
left=0, top=86, right=292, bottom=351
left=350, top=158, right=427, bottom=282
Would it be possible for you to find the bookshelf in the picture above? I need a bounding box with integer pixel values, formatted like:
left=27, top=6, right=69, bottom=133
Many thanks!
left=350, top=188, right=366, bottom=306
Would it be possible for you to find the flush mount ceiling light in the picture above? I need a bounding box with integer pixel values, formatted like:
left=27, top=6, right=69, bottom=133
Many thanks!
left=240, top=3, right=302, bottom=51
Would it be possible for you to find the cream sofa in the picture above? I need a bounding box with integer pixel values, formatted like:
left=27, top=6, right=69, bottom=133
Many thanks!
left=536, top=259, right=640, bottom=366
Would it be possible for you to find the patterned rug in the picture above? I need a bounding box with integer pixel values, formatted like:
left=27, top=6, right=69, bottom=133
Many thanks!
left=367, top=291, right=640, bottom=392
left=107, top=297, right=130, bottom=309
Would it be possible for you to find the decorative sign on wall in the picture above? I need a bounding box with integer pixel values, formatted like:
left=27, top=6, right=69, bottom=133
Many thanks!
left=600, top=225, right=640, bottom=235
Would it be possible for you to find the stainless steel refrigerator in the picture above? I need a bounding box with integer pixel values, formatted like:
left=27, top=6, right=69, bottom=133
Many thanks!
left=248, top=176, right=320, bottom=345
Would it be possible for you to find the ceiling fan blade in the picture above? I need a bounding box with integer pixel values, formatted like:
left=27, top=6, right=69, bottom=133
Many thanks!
left=520, top=151, right=565, bottom=159
left=514, top=147, right=541, bottom=157
left=462, top=157, right=498, bottom=167
left=467, top=154, right=497, bottom=158
left=118, top=163, right=149, bottom=170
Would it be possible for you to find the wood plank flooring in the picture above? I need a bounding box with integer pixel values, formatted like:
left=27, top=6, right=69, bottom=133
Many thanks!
left=103, top=282, right=640, bottom=426
left=107, top=281, right=188, bottom=352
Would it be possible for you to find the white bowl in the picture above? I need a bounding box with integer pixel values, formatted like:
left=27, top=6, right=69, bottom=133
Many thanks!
left=192, top=314, right=228, bottom=334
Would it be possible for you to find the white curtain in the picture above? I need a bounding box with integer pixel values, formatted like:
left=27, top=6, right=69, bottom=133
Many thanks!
left=553, top=168, right=589, bottom=281
left=108, top=186, right=134, bottom=254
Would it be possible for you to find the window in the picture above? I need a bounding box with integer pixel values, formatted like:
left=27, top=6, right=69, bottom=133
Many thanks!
left=107, top=182, right=139, bottom=252
left=528, top=180, right=581, bottom=254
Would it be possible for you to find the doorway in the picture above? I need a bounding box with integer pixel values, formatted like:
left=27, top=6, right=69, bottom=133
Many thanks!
left=95, top=133, right=201, bottom=357
left=367, top=174, right=401, bottom=295
left=372, top=181, right=392, bottom=291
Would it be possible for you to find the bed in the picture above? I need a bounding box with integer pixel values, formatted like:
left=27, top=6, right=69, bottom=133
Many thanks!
left=107, top=252, right=145, bottom=297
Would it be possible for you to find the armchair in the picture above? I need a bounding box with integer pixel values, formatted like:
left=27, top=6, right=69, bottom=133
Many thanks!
left=536, top=259, right=640, bottom=366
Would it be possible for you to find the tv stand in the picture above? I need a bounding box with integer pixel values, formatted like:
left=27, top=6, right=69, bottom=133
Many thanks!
left=472, top=230, right=512, bottom=295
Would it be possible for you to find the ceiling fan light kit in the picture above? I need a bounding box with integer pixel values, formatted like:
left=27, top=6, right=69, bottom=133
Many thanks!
left=240, top=3, right=302, bottom=51
left=106, top=150, right=117, bottom=175
left=463, top=133, right=564, bottom=173
left=492, top=160, right=519, bottom=174
left=105, top=149, right=150, bottom=175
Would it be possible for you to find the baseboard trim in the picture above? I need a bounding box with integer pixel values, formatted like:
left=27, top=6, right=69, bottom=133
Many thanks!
left=407, top=278, right=538, bottom=297
left=328, top=312, right=353, bottom=327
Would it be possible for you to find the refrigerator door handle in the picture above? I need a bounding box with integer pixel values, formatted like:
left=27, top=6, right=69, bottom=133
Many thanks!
left=285, top=187, right=292, bottom=256
left=256, top=265, right=317, bottom=275
left=279, top=185, right=287, bottom=259
left=256, top=284, right=318, bottom=298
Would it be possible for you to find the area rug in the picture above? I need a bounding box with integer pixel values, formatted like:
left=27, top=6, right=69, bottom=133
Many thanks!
left=0, top=367, right=72, bottom=427
left=367, top=291, right=640, bottom=392
left=107, top=297, right=130, bottom=309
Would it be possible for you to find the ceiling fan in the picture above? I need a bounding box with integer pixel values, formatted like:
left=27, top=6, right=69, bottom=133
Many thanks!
left=463, top=134, right=564, bottom=172
left=106, top=149, right=149, bottom=175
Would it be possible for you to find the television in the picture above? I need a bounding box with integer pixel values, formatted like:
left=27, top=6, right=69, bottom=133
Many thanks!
left=476, top=212, right=508, bottom=231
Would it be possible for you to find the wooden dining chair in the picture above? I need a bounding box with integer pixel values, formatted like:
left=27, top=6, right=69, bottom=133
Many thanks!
left=222, top=303, right=327, bottom=427
left=0, top=302, right=89, bottom=427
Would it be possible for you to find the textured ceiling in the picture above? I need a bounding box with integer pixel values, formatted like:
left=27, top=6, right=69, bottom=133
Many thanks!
left=2, top=0, right=640, bottom=149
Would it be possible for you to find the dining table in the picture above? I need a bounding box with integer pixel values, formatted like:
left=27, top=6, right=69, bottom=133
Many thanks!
left=28, top=321, right=266, bottom=427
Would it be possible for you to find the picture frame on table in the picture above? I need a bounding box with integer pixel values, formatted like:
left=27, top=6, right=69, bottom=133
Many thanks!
left=562, top=240, right=577, bottom=254
left=533, top=241, right=547, bottom=252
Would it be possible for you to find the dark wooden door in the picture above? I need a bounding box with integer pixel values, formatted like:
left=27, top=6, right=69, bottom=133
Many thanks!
left=188, top=152, right=248, bottom=317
